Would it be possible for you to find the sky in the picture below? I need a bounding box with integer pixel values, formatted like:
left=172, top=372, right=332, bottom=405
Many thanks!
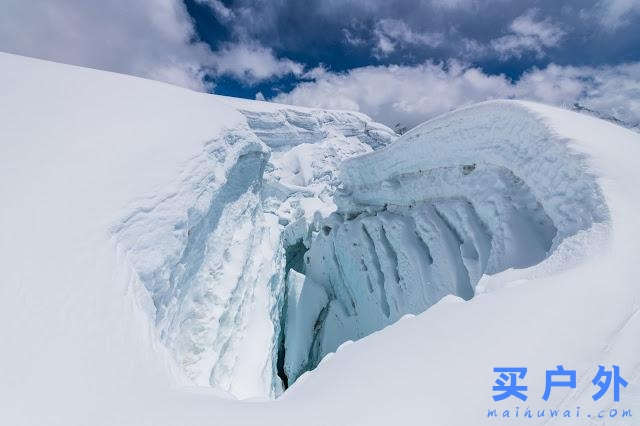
left=1, top=0, right=639, bottom=129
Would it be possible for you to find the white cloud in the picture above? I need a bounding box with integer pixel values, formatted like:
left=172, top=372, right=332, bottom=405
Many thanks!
left=0, top=0, right=213, bottom=91
left=596, top=0, right=640, bottom=29
left=0, top=0, right=304, bottom=90
left=194, top=0, right=235, bottom=22
left=273, top=61, right=640, bottom=130
left=302, top=65, right=331, bottom=80
left=430, top=0, right=476, bottom=8
left=343, top=28, right=367, bottom=46
left=516, top=63, right=640, bottom=126
left=274, top=61, right=512, bottom=127
left=491, top=9, right=565, bottom=59
left=373, top=19, right=443, bottom=56
left=209, top=42, right=304, bottom=83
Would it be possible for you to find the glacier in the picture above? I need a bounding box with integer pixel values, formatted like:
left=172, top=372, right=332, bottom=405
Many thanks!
left=112, top=97, right=610, bottom=396
left=2, top=52, right=639, bottom=426
left=112, top=93, right=396, bottom=398
left=282, top=101, right=609, bottom=383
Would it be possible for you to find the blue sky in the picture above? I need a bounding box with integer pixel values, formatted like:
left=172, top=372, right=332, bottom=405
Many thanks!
left=1, top=0, right=639, bottom=128
left=185, top=0, right=640, bottom=98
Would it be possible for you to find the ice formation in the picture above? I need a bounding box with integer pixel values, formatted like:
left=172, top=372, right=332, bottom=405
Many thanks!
left=114, top=94, right=609, bottom=397
left=284, top=101, right=609, bottom=382
left=5, top=53, right=640, bottom=426
left=113, top=98, right=396, bottom=398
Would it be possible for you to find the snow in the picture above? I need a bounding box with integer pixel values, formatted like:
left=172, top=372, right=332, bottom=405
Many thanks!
left=2, top=52, right=639, bottom=426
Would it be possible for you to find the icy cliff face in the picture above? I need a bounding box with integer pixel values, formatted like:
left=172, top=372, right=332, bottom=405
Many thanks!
left=114, top=99, right=610, bottom=398
left=107, top=91, right=618, bottom=404
left=283, top=101, right=609, bottom=383
left=113, top=102, right=396, bottom=398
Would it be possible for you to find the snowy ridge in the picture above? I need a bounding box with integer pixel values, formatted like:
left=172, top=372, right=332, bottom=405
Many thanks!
left=570, top=103, right=640, bottom=134
left=339, top=101, right=608, bottom=250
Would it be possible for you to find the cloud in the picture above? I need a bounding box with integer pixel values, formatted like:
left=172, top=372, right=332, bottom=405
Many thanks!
left=2, top=0, right=637, bottom=106
left=0, top=0, right=213, bottom=90
left=273, top=60, right=640, bottom=130
left=274, top=61, right=513, bottom=128
left=372, top=19, right=443, bottom=56
left=205, top=0, right=640, bottom=71
left=343, top=28, right=368, bottom=46
left=0, top=0, right=304, bottom=90
left=209, top=42, right=304, bottom=84
left=491, top=9, right=565, bottom=59
left=596, top=0, right=640, bottom=29
left=516, top=62, right=640, bottom=126
left=194, top=0, right=235, bottom=23
left=430, top=0, right=477, bottom=8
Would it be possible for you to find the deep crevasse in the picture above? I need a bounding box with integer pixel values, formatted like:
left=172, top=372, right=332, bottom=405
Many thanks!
left=113, top=105, right=396, bottom=399
left=114, top=100, right=609, bottom=399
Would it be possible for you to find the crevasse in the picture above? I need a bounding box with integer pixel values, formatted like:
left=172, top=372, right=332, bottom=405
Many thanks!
left=114, top=105, right=396, bottom=399
left=114, top=100, right=608, bottom=400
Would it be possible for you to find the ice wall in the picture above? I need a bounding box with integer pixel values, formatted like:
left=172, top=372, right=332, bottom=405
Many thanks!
left=283, top=101, right=609, bottom=383
left=113, top=104, right=396, bottom=399
left=115, top=99, right=608, bottom=399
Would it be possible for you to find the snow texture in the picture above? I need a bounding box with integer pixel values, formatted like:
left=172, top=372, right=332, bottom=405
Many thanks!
left=287, top=101, right=609, bottom=380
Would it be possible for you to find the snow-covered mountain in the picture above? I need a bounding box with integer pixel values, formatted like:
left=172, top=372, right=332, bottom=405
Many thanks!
left=569, top=103, right=640, bottom=134
left=1, top=53, right=639, bottom=425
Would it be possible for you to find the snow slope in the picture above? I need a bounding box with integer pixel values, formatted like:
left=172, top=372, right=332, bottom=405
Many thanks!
left=1, top=52, right=639, bottom=425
